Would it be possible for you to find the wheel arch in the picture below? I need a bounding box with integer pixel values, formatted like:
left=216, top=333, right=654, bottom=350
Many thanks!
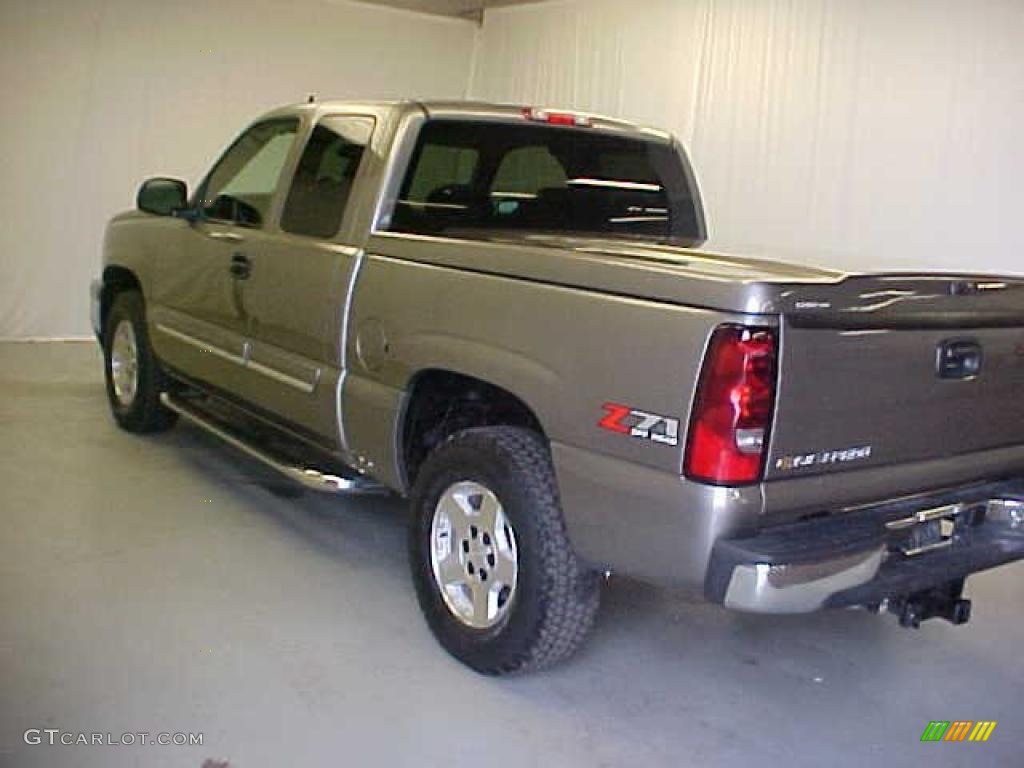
left=398, top=368, right=547, bottom=489
left=100, top=265, right=143, bottom=335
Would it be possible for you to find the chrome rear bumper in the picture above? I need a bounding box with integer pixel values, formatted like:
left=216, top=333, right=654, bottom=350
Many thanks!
left=723, top=547, right=884, bottom=613
left=707, top=483, right=1024, bottom=614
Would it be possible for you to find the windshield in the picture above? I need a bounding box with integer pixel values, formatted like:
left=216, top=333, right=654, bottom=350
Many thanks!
left=386, top=119, right=705, bottom=246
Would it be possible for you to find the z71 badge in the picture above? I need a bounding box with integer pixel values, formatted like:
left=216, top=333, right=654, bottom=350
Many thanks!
left=598, top=402, right=679, bottom=446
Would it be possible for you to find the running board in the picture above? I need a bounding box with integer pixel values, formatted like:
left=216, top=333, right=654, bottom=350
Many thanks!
left=160, top=393, right=388, bottom=495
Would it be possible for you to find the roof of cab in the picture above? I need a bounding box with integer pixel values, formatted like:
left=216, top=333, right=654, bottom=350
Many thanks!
left=254, top=99, right=673, bottom=141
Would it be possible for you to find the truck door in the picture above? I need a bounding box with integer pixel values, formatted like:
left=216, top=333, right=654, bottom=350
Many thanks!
left=150, top=118, right=299, bottom=391
left=235, top=114, right=376, bottom=447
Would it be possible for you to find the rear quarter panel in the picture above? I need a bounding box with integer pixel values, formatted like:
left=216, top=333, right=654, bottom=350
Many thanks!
left=342, top=236, right=770, bottom=583
left=347, top=240, right=727, bottom=476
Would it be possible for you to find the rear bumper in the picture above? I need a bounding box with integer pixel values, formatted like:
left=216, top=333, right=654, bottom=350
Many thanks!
left=706, top=479, right=1024, bottom=613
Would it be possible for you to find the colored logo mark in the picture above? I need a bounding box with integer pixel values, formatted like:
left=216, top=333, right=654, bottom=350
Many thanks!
left=920, top=721, right=997, bottom=742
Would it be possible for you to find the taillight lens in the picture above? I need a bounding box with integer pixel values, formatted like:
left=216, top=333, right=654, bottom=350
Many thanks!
left=684, top=325, right=778, bottom=485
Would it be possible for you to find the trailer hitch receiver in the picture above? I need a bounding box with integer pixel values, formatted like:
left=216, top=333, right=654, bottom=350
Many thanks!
left=887, top=579, right=971, bottom=629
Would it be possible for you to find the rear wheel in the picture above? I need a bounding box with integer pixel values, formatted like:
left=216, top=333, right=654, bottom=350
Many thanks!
left=102, top=290, right=177, bottom=433
left=409, top=427, right=601, bottom=675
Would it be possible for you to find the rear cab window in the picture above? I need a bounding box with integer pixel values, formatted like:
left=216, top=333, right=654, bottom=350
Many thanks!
left=386, top=119, right=703, bottom=245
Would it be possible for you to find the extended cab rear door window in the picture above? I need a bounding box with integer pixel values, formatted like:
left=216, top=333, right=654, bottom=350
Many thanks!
left=280, top=115, right=375, bottom=239
left=387, top=119, right=703, bottom=245
left=197, top=119, right=299, bottom=228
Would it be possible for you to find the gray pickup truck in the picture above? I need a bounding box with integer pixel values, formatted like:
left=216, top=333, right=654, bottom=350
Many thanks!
left=91, top=100, right=1024, bottom=675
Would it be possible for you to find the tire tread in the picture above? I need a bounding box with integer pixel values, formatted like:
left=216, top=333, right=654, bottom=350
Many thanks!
left=410, top=426, right=601, bottom=675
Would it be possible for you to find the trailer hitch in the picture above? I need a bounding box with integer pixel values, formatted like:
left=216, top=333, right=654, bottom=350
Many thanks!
left=886, top=578, right=972, bottom=628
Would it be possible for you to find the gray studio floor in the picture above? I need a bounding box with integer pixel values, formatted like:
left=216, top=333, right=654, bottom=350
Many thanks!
left=1, top=341, right=1021, bottom=768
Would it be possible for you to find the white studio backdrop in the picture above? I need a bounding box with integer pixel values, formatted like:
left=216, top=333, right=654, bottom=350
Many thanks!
left=3, top=0, right=1022, bottom=339
left=469, top=0, right=1024, bottom=277
left=0, top=0, right=476, bottom=339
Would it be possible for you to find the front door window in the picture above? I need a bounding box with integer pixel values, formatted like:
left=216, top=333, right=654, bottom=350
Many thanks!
left=198, top=119, right=299, bottom=228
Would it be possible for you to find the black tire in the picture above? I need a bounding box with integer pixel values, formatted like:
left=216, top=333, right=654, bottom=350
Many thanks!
left=102, top=290, right=177, bottom=433
left=409, top=426, right=601, bottom=675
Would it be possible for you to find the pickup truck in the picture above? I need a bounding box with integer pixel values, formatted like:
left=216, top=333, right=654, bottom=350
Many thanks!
left=91, top=100, right=1024, bottom=675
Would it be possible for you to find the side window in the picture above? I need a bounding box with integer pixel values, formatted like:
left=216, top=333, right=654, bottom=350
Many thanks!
left=199, top=119, right=298, bottom=228
left=280, top=116, right=374, bottom=239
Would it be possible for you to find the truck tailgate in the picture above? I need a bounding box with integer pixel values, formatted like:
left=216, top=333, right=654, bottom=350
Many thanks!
left=766, top=275, right=1024, bottom=482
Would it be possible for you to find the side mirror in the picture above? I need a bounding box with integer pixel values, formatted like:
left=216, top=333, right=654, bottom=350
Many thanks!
left=137, top=177, right=187, bottom=216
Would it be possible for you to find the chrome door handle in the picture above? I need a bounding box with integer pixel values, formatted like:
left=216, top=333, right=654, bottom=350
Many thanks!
left=208, top=231, right=244, bottom=243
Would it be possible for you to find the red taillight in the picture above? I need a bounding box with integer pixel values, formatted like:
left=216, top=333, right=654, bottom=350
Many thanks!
left=684, top=325, right=778, bottom=485
left=521, top=107, right=592, bottom=127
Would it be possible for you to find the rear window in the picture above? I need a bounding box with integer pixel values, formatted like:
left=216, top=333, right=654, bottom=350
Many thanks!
left=387, top=120, right=703, bottom=245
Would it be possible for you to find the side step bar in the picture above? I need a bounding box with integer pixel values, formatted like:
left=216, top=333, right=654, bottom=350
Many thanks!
left=160, top=393, right=388, bottom=495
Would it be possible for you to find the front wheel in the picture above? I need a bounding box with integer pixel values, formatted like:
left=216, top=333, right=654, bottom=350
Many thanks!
left=409, top=427, right=601, bottom=675
left=102, top=290, right=177, bottom=433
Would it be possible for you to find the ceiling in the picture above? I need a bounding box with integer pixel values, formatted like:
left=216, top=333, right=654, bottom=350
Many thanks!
left=352, top=0, right=544, bottom=21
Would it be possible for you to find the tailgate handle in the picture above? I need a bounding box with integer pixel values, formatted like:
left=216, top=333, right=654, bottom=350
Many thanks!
left=936, top=339, right=982, bottom=379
